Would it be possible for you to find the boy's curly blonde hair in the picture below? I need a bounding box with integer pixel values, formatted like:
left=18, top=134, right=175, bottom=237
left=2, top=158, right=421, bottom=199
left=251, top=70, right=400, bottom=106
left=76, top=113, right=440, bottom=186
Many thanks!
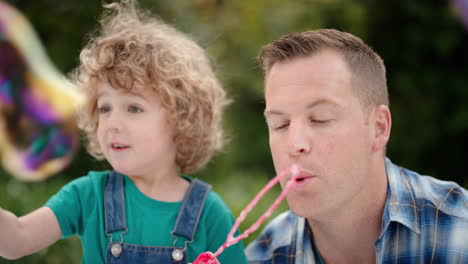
left=71, top=0, right=230, bottom=174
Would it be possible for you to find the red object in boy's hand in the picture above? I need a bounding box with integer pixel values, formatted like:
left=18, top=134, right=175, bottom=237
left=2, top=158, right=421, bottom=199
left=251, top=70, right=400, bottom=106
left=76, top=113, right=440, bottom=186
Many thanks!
left=192, top=252, right=220, bottom=264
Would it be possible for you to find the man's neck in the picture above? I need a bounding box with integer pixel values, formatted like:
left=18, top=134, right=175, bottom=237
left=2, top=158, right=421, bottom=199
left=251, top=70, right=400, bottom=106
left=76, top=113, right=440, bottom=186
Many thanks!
left=307, top=159, right=388, bottom=264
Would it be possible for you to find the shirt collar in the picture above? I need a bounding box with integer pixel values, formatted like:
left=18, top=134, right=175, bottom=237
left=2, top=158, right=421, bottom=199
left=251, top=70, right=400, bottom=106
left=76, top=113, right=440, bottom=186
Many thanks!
left=382, top=158, right=420, bottom=235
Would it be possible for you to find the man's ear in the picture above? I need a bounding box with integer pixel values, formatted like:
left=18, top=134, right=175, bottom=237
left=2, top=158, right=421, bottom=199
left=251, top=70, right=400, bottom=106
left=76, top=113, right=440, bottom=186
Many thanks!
left=372, top=105, right=391, bottom=152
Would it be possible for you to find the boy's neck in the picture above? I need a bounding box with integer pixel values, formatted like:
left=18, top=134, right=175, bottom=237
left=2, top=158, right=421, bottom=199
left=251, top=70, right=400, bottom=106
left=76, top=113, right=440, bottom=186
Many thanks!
left=130, top=167, right=190, bottom=202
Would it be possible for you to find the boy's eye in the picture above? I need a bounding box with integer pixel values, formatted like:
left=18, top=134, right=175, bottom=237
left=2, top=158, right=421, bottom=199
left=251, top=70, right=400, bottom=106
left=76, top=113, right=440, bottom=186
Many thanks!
left=98, top=105, right=111, bottom=114
left=128, top=105, right=143, bottom=113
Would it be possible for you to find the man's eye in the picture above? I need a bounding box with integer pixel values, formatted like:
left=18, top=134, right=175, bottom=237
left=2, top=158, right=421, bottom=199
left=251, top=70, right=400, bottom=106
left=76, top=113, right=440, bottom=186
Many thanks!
left=311, top=119, right=330, bottom=124
left=276, top=123, right=289, bottom=130
left=98, top=105, right=111, bottom=114
left=269, top=121, right=289, bottom=130
left=128, top=105, right=143, bottom=113
left=266, top=118, right=290, bottom=131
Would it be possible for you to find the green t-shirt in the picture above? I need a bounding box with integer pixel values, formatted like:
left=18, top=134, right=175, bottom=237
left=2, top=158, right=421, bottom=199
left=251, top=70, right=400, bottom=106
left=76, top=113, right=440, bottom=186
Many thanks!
left=45, top=171, right=248, bottom=264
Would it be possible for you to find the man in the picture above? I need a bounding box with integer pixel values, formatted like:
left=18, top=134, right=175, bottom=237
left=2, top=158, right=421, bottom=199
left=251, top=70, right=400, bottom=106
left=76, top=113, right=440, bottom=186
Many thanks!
left=245, top=29, right=468, bottom=264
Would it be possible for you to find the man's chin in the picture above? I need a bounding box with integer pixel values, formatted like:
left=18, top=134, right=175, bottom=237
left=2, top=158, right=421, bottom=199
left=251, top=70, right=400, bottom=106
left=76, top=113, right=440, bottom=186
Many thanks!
left=287, top=194, right=326, bottom=219
left=286, top=198, right=312, bottom=218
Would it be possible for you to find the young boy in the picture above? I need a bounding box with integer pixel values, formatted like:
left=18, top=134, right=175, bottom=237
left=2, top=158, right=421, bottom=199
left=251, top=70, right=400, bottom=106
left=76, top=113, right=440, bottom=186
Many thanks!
left=0, top=1, right=248, bottom=263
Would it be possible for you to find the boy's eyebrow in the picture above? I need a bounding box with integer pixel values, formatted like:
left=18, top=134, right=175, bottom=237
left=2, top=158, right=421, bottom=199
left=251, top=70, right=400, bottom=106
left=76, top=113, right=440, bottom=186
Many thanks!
left=126, top=90, right=146, bottom=99
left=264, top=98, right=340, bottom=118
left=97, top=90, right=108, bottom=99
left=97, top=90, right=147, bottom=100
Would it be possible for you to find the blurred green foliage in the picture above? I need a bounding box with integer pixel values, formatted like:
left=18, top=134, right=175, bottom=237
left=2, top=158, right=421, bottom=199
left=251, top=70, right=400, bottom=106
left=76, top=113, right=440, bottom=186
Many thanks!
left=1, top=0, right=468, bottom=263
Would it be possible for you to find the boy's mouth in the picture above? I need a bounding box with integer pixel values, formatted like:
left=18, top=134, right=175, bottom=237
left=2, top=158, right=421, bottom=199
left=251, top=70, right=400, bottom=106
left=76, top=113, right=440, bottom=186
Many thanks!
left=111, top=143, right=130, bottom=150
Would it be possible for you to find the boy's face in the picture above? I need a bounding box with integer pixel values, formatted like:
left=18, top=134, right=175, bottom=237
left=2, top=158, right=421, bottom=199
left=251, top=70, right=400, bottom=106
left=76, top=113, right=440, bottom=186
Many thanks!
left=96, top=82, right=177, bottom=178
left=264, top=50, right=380, bottom=220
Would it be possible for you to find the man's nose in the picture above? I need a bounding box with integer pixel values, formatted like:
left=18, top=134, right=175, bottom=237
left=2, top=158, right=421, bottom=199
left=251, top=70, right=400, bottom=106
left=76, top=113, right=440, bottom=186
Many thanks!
left=287, top=121, right=311, bottom=157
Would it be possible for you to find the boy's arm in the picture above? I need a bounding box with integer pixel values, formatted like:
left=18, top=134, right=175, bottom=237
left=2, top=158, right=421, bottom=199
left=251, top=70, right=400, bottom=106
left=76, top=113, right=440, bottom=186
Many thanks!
left=0, top=206, right=61, bottom=260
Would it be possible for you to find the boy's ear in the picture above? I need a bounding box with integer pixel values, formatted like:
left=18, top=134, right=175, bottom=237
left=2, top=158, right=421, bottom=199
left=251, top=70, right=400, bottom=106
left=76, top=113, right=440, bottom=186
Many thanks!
left=372, top=105, right=391, bottom=153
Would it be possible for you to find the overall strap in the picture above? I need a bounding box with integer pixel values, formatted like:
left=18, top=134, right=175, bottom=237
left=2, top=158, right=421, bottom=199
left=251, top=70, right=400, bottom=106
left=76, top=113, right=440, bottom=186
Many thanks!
left=172, top=179, right=211, bottom=241
left=104, top=171, right=127, bottom=234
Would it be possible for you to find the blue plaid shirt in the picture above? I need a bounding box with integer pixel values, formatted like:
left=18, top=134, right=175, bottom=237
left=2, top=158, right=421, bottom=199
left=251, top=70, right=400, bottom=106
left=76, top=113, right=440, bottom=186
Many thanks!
left=245, top=158, right=468, bottom=263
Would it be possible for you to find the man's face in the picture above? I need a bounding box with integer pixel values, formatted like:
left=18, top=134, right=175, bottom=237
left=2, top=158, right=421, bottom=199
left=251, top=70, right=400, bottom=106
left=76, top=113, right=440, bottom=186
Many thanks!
left=264, top=50, right=380, bottom=220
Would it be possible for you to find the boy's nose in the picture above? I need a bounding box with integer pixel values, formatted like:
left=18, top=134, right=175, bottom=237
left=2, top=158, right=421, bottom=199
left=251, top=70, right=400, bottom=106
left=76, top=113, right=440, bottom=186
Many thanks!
left=106, top=112, right=123, bottom=133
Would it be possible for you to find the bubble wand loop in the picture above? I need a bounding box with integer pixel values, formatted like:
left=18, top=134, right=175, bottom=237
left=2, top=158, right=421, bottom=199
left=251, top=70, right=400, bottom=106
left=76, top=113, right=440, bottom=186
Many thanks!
left=192, top=164, right=301, bottom=264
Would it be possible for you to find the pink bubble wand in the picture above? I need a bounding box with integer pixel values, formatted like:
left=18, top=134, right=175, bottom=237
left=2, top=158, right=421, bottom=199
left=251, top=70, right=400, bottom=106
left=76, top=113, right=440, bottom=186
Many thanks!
left=192, top=164, right=301, bottom=264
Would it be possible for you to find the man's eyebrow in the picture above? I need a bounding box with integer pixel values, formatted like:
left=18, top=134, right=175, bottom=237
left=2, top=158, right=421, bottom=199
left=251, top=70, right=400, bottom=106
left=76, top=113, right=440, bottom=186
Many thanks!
left=305, top=98, right=340, bottom=109
left=264, top=98, right=340, bottom=118
left=264, top=109, right=283, bottom=118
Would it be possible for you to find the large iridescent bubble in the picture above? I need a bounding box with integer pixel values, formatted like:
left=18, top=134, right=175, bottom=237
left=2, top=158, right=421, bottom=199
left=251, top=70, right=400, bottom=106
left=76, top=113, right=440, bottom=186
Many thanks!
left=0, top=2, right=84, bottom=181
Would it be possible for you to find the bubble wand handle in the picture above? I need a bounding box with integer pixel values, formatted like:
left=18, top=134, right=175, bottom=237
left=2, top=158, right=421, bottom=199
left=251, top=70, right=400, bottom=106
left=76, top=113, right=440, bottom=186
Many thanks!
left=212, top=164, right=300, bottom=258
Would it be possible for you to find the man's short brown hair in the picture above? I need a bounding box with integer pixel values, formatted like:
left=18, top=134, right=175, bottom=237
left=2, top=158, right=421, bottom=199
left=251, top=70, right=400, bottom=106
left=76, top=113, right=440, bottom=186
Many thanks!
left=258, top=29, right=389, bottom=113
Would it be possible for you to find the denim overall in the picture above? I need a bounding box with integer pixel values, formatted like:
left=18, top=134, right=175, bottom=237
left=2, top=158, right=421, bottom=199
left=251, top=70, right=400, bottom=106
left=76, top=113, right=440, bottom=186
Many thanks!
left=104, top=171, right=211, bottom=264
